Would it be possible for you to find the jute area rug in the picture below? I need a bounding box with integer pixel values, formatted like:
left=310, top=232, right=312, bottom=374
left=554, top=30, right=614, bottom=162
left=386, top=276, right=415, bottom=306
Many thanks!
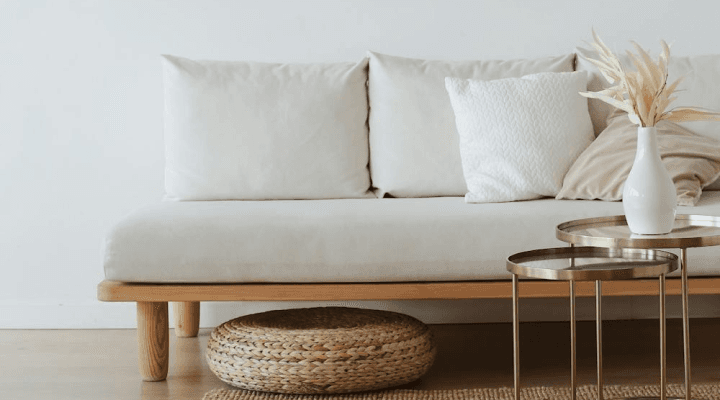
left=203, top=383, right=720, bottom=400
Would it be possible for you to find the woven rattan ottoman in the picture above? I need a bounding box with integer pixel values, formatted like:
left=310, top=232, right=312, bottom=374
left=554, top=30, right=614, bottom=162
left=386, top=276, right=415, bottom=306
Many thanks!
left=206, top=307, right=437, bottom=394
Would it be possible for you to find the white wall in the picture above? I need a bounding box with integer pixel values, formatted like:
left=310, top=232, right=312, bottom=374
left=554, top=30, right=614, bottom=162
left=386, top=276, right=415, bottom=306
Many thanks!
left=4, top=0, right=720, bottom=328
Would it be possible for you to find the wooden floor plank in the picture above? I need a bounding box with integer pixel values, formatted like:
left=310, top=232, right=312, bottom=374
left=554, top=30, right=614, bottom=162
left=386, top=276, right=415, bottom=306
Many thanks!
left=2, top=319, right=720, bottom=400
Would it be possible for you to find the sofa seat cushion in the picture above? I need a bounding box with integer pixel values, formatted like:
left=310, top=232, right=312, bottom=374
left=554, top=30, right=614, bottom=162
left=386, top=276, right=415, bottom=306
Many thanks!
left=104, top=193, right=720, bottom=283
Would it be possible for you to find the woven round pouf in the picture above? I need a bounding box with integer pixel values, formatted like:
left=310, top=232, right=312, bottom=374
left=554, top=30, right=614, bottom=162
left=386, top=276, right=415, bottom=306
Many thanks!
left=206, top=307, right=436, bottom=394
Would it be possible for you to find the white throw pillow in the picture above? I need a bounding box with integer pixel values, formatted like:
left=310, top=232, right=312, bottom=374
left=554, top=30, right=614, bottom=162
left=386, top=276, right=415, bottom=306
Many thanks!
left=162, top=55, right=373, bottom=201
left=445, top=72, right=594, bottom=203
left=577, top=50, right=720, bottom=190
left=367, top=51, right=575, bottom=198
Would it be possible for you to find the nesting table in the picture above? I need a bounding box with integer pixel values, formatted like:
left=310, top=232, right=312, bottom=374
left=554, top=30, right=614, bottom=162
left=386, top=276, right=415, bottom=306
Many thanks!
left=508, top=246, right=678, bottom=400
left=508, top=214, right=720, bottom=400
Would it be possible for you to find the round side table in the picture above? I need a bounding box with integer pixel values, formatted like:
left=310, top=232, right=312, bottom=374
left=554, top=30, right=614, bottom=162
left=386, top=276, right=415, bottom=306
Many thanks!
left=557, top=215, right=720, bottom=400
left=507, top=246, right=678, bottom=400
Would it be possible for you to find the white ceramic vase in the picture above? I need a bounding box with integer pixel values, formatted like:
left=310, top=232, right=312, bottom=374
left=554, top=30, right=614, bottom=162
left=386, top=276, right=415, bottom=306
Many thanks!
left=622, top=126, right=677, bottom=234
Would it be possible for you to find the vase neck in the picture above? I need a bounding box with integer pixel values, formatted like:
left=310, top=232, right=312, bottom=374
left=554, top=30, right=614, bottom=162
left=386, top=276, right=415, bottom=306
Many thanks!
left=635, top=126, right=660, bottom=161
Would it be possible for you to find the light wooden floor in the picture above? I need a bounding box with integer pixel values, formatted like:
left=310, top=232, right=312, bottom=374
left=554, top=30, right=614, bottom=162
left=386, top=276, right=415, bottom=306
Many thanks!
left=1, top=319, right=719, bottom=400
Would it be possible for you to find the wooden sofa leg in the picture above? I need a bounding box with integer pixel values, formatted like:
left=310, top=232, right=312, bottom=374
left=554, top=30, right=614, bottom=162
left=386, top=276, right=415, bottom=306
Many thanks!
left=137, top=302, right=169, bottom=381
left=173, top=301, right=200, bottom=338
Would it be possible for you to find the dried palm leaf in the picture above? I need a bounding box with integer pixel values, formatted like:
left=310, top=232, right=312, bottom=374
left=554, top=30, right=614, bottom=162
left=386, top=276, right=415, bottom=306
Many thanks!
left=631, top=41, right=664, bottom=90
left=662, top=107, right=720, bottom=122
left=579, top=90, right=634, bottom=114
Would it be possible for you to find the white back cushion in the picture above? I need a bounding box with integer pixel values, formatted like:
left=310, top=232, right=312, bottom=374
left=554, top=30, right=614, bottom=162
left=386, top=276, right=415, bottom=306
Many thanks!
left=162, top=55, right=373, bottom=200
left=578, top=50, right=720, bottom=140
left=367, top=51, right=575, bottom=198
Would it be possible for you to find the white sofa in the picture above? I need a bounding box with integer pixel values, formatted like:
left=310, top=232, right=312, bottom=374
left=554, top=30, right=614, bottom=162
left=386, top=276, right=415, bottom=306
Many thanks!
left=98, top=50, right=720, bottom=381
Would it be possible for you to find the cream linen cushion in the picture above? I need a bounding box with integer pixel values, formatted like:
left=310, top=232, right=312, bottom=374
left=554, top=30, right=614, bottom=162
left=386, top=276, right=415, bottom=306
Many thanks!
left=445, top=72, right=594, bottom=203
left=557, top=112, right=720, bottom=206
left=367, top=51, right=575, bottom=198
left=104, top=194, right=720, bottom=282
left=576, top=49, right=720, bottom=189
left=162, top=55, right=373, bottom=201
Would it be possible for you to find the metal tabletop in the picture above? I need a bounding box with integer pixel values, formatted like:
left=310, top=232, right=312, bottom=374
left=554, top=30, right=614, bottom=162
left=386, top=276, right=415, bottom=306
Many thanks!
left=507, top=246, right=678, bottom=281
left=556, top=215, right=720, bottom=249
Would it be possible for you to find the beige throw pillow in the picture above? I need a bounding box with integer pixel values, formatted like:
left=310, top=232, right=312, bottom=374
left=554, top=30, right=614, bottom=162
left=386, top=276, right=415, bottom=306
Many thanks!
left=575, top=48, right=720, bottom=190
left=557, top=112, right=720, bottom=206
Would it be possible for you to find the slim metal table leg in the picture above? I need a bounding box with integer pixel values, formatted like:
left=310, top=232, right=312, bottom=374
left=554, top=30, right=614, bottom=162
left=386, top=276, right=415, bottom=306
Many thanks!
left=570, top=280, right=577, bottom=400
left=513, top=273, right=520, bottom=400
left=596, top=280, right=603, bottom=400
left=681, top=248, right=691, bottom=400
left=660, top=273, right=667, bottom=400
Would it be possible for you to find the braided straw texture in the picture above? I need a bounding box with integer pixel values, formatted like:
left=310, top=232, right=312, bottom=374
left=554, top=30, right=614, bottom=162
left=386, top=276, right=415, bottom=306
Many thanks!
left=204, top=383, right=720, bottom=400
left=206, top=307, right=436, bottom=394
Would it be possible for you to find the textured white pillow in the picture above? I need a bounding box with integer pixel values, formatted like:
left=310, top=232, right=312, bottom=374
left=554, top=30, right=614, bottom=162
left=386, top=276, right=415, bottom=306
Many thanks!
left=162, top=55, right=373, bottom=200
left=367, top=51, right=575, bottom=198
left=445, top=72, right=594, bottom=203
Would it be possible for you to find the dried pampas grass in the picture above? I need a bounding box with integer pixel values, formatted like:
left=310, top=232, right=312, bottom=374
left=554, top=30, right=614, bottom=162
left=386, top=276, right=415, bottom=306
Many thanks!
left=580, top=30, right=720, bottom=127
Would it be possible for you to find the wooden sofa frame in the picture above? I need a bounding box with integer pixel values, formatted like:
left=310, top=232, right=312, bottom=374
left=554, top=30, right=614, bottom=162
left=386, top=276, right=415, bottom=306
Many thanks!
left=97, top=277, right=720, bottom=381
